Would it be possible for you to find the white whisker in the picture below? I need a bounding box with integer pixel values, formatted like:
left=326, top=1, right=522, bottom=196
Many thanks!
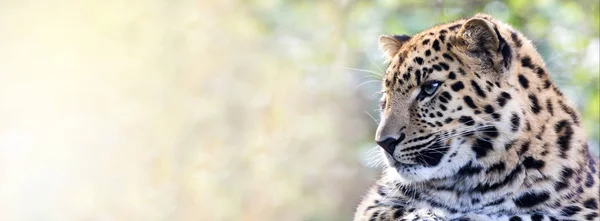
left=356, top=80, right=382, bottom=89
left=344, top=67, right=383, bottom=77
left=364, top=111, right=380, bottom=125
left=369, top=59, right=386, bottom=76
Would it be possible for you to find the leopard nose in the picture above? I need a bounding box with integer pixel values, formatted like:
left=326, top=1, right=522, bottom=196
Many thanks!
left=376, top=133, right=406, bottom=155
left=376, top=137, right=401, bottom=155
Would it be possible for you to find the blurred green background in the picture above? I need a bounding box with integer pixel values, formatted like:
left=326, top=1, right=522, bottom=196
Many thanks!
left=0, top=0, right=597, bottom=221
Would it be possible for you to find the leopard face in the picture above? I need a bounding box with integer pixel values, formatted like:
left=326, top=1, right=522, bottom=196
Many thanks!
left=376, top=17, right=524, bottom=183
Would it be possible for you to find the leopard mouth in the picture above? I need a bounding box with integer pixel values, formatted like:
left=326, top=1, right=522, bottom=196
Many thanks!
left=394, top=161, right=420, bottom=167
left=394, top=138, right=449, bottom=167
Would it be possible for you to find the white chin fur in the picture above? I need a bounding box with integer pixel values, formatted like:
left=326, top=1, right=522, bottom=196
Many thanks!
left=385, top=137, right=471, bottom=183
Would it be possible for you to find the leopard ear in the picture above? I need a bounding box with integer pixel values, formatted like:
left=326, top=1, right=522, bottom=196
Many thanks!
left=379, top=35, right=410, bottom=60
left=455, top=18, right=499, bottom=52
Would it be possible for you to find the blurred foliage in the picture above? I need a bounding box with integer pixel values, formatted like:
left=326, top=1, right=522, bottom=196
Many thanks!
left=0, top=0, right=597, bottom=221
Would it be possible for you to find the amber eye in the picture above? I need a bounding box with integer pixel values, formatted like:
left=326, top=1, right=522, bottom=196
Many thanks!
left=421, top=81, right=441, bottom=96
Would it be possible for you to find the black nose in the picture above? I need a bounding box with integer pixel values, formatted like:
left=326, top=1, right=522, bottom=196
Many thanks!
left=377, top=137, right=401, bottom=155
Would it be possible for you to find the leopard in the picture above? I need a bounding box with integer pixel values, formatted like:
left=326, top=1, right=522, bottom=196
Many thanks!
left=354, top=14, right=599, bottom=221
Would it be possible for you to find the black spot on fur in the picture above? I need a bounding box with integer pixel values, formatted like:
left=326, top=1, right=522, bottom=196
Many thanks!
left=369, top=211, right=379, bottom=220
left=588, top=156, right=597, bottom=173
left=544, top=80, right=551, bottom=89
left=414, top=57, right=424, bottom=65
left=428, top=200, right=459, bottom=214
left=561, top=167, right=575, bottom=178
left=509, top=216, right=522, bottom=221
left=528, top=94, right=542, bottom=114
left=418, top=142, right=448, bottom=166
left=555, top=167, right=575, bottom=191
left=392, top=210, right=404, bottom=219
left=441, top=91, right=452, bottom=100
left=585, top=172, right=594, bottom=187
left=518, top=74, right=529, bottom=89
left=554, top=120, right=573, bottom=158
left=483, top=126, right=499, bottom=138
left=473, top=165, right=522, bottom=193
left=463, top=96, right=477, bottom=109
left=432, top=39, right=440, bottom=51
left=448, top=72, right=456, bottom=79
left=523, top=156, right=545, bottom=169
left=554, top=182, right=568, bottom=191
left=458, top=68, right=466, bottom=76
left=546, top=99, right=554, bottom=116
left=560, top=206, right=581, bottom=216
left=432, top=64, right=442, bottom=71
left=519, top=141, right=530, bottom=155
left=458, top=116, right=475, bottom=126
left=521, top=56, right=534, bottom=69
left=535, top=67, right=546, bottom=78
left=439, top=104, right=447, bottom=111
left=513, top=191, right=550, bottom=208
left=530, top=214, right=543, bottom=221
left=422, top=39, right=430, bottom=45
left=451, top=81, right=464, bottom=92
left=583, top=198, right=598, bottom=210
left=439, top=62, right=449, bottom=70
left=402, top=72, right=411, bottom=81
left=585, top=213, right=598, bottom=220
left=511, top=31, right=522, bottom=48
left=510, top=113, right=520, bottom=132
left=497, top=92, right=512, bottom=107
left=486, top=162, right=506, bottom=174
left=471, top=80, right=486, bottom=98
left=552, top=85, right=563, bottom=96
left=444, top=117, right=453, bottom=123
left=472, top=138, right=493, bottom=158
left=491, top=113, right=501, bottom=121
left=425, top=49, right=431, bottom=56
left=439, top=96, right=449, bottom=103
left=558, top=100, right=580, bottom=125
left=439, top=34, right=446, bottom=43
left=484, top=105, right=494, bottom=114
left=442, top=53, right=454, bottom=62
left=449, top=23, right=462, bottom=31
left=535, top=125, right=546, bottom=140
left=457, top=162, right=483, bottom=176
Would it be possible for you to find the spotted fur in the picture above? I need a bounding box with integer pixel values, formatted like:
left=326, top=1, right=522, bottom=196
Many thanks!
left=355, top=14, right=599, bottom=221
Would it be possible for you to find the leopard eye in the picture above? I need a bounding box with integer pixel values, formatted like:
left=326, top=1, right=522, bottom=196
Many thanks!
left=422, top=81, right=442, bottom=96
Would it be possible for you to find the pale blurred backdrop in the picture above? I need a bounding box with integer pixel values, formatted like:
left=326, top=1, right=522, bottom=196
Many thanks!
left=0, top=0, right=598, bottom=221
